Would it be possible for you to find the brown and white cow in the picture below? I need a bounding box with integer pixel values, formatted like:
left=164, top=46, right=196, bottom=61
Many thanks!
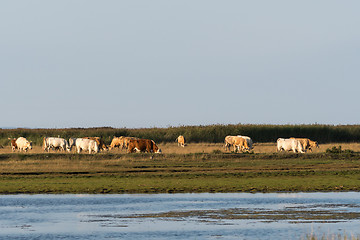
left=14, top=137, right=32, bottom=152
left=127, top=138, right=161, bottom=153
left=176, top=135, right=185, bottom=147
left=122, top=137, right=139, bottom=149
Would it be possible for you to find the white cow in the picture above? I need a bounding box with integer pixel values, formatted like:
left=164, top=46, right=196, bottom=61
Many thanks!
left=237, top=135, right=254, bottom=150
left=277, top=138, right=305, bottom=153
left=75, top=138, right=99, bottom=154
left=15, top=137, right=32, bottom=152
left=43, top=137, right=71, bottom=152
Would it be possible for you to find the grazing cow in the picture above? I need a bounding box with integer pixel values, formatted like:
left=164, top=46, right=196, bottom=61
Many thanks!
left=290, top=138, right=319, bottom=152
left=43, top=137, right=71, bottom=152
left=308, top=139, right=319, bottom=151
left=176, top=135, right=185, bottom=147
left=237, top=135, right=254, bottom=150
left=83, top=137, right=108, bottom=151
left=123, top=137, right=139, bottom=149
left=277, top=138, right=305, bottom=153
left=75, top=138, right=99, bottom=154
left=109, top=136, right=124, bottom=150
left=127, top=138, right=161, bottom=153
left=15, top=137, right=32, bottom=152
left=8, top=138, right=17, bottom=151
left=224, top=136, right=236, bottom=151
left=233, top=136, right=250, bottom=152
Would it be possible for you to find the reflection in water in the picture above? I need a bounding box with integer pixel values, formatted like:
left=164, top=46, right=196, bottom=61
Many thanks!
left=0, top=192, right=360, bottom=239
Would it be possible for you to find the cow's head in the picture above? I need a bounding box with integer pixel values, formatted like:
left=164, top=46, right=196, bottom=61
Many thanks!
left=152, top=144, right=162, bottom=154
left=309, top=141, right=319, bottom=149
left=66, top=146, right=72, bottom=152
left=102, top=145, right=109, bottom=151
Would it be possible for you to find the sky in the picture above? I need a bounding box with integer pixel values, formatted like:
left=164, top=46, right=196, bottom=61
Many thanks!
left=1, top=1, right=360, bottom=128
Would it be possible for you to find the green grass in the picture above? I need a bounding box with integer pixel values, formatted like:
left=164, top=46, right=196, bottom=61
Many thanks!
left=1, top=152, right=360, bottom=194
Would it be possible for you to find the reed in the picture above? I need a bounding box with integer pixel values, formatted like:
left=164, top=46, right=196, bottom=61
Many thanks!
left=2, top=124, right=360, bottom=146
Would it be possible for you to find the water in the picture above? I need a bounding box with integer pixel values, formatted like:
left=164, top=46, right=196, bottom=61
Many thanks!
left=0, top=192, right=360, bottom=239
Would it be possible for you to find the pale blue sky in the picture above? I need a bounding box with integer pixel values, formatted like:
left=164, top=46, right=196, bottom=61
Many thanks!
left=1, top=1, right=359, bottom=128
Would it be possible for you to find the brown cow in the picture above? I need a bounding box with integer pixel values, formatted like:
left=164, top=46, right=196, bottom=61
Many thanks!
left=176, top=135, right=185, bottom=147
left=122, top=137, right=139, bottom=149
left=233, top=136, right=250, bottom=152
left=290, top=138, right=319, bottom=152
left=8, top=138, right=17, bottom=151
left=308, top=139, right=319, bottom=151
left=83, top=137, right=108, bottom=151
left=109, top=136, right=124, bottom=150
left=224, top=135, right=236, bottom=151
left=127, top=138, right=161, bottom=153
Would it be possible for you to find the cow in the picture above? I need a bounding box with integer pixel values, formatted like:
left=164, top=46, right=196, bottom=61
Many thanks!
left=123, top=137, right=139, bottom=149
left=43, top=137, right=71, bottom=152
left=290, top=138, right=319, bottom=152
left=109, top=136, right=124, bottom=150
left=109, top=136, right=139, bottom=151
left=8, top=138, right=17, bottom=151
left=176, top=135, right=185, bottom=147
left=83, top=137, right=108, bottom=151
left=308, top=139, right=319, bottom=151
left=15, top=137, right=32, bottom=152
left=224, top=136, right=236, bottom=151
left=277, top=138, right=305, bottom=153
left=75, top=138, right=99, bottom=154
left=233, top=136, right=250, bottom=152
left=237, top=135, right=254, bottom=150
left=127, top=138, right=161, bottom=153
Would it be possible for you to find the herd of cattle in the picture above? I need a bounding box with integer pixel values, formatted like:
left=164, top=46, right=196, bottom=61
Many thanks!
left=8, top=136, right=162, bottom=154
left=7, top=135, right=319, bottom=154
left=224, top=135, right=319, bottom=153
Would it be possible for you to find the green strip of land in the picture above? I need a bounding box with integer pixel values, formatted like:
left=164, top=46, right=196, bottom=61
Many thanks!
left=1, top=152, right=360, bottom=194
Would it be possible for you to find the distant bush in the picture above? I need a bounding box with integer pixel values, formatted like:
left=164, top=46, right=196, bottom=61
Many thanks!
left=326, top=146, right=343, bottom=154
left=326, top=146, right=354, bottom=154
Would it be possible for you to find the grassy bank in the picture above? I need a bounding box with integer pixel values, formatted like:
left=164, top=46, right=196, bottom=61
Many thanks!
left=1, top=149, right=360, bottom=194
left=2, top=124, right=360, bottom=146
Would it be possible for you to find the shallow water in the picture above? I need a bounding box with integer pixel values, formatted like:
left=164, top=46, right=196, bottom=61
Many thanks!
left=0, top=192, right=360, bottom=239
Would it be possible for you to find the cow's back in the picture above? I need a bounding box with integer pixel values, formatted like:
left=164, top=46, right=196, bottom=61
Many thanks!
left=110, top=137, right=122, bottom=149
left=234, top=136, right=249, bottom=149
left=128, top=139, right=158, bottom=153
left=15, top=137, right=32, bottom=151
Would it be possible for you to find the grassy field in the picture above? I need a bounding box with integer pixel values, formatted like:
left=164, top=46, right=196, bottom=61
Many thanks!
left=1, top=143, right=360, bottom=194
